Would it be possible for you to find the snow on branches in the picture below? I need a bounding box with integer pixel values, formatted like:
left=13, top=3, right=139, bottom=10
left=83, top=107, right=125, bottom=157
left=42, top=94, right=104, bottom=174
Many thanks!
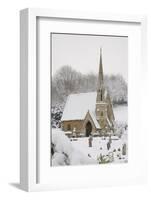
left=51, top=129, right=97, bottom=166
left=52, top=66, right=127, bottom=106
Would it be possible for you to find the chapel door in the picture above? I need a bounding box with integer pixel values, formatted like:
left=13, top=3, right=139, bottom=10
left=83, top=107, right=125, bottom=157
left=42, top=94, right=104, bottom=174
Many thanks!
left=86, top=121, right=92, bottom=137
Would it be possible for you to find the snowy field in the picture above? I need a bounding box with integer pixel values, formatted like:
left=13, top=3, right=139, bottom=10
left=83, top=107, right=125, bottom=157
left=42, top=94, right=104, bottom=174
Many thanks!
left=72, top=134, right=127, bottom=162
left=51, top=105, right=128, bottom=166
left=114, top=104, right=128, bottom=123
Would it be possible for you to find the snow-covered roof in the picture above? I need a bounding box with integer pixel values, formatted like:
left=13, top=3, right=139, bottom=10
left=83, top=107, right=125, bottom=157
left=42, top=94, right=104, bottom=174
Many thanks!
left=106, top=116, right=112, bottom=127
left=88, top=110, right=100, bottom=129
left=61, top=92, right=97, bottom=121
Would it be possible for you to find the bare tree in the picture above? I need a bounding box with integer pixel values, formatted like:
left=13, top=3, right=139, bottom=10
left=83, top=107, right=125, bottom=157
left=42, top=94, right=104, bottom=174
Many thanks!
left=52, top=66, right=82, bottom=103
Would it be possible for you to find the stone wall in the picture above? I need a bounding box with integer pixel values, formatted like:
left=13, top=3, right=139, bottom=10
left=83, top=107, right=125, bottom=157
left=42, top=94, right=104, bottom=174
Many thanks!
left=61, top=114, right=98, bottom=137
left=61, top=120, right=84, bottom=134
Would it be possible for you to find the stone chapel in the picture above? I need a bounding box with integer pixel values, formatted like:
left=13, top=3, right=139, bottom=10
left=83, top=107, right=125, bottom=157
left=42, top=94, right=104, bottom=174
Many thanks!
left=61, top=48, right=115, bottom=137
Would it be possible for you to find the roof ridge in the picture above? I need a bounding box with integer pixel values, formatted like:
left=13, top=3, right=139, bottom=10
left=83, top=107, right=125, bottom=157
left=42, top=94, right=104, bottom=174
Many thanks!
left=69, top=91, right=96, bottom=96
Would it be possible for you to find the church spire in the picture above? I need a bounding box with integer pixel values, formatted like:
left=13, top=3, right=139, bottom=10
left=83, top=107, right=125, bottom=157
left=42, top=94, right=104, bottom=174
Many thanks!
left=97, top=48, right=104, bottom=90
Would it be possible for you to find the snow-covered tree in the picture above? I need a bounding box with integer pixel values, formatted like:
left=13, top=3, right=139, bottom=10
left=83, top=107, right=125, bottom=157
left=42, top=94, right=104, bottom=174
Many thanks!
left=51, top=129, right=97, bottom=166
left=52, top=66, right=127, bottom=106
left=51, top=104, right=63, bottom=128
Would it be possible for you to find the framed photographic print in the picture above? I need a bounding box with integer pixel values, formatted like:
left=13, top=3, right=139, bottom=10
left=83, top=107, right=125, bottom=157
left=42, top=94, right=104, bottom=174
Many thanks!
left=20, top=8, right=147, bottom=191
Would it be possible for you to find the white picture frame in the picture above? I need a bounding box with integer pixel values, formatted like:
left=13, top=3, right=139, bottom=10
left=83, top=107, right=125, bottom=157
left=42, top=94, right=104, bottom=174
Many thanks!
left=20, top=8, right=147, bottom=191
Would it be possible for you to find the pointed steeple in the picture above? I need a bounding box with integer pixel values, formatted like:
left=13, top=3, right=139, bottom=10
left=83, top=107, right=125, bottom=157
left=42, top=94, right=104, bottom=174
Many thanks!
left=95, top=48, right=115, bottom=131
left=97, top=48, right=104, bottom=90
left=96, top=48, right=104, bottom=102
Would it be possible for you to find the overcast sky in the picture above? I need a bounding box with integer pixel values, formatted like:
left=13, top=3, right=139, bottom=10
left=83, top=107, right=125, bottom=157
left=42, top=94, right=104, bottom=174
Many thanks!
left=51, top=33, right=128, bottom=82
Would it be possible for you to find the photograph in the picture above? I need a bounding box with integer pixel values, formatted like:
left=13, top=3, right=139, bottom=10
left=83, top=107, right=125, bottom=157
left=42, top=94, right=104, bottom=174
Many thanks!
left=51, top=33, right=128, bottom=166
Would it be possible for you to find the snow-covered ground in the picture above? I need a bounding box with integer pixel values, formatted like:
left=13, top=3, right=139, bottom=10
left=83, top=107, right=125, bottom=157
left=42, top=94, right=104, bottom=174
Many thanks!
left=51, top=105, right=128, bottom=166
left=71, top=134, right=127, bottom=164
left=114, top=104, right=128, bottom=123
